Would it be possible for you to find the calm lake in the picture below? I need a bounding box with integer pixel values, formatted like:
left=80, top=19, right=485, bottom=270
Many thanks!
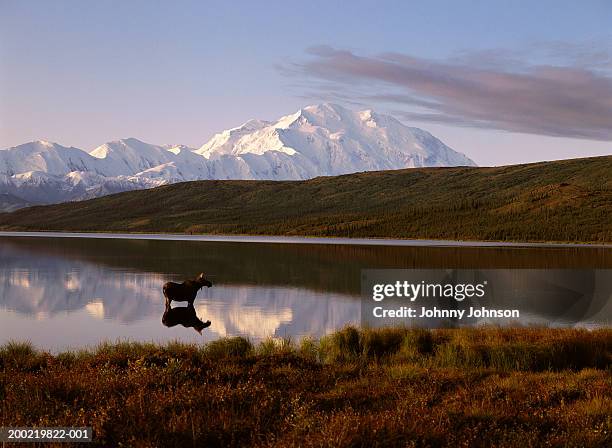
left=1, top=234, right=611, bottom=352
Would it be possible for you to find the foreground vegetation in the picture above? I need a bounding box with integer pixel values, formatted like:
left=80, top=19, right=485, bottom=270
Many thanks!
left=0, top=156, right=611, bottom=243
left=1, top=327, right=611, bottom=447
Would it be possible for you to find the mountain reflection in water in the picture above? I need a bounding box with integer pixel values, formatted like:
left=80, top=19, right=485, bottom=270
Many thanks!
left=0, top=236, right=611, bottom=351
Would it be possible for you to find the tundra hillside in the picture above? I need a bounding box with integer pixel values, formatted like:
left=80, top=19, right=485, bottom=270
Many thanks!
left=0, top=156, right=610, bottom=243
left=1, top=327, right=611, bottom=447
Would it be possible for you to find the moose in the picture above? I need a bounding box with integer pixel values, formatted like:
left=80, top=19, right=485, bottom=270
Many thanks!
left=162, top=273, right=213, bottom=334
left=162, top=303, right=211, bottom=334
left=163, top=272, right=213, bottom=307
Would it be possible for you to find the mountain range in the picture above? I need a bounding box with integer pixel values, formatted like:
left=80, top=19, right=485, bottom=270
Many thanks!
left=0, top=103, right=475, bottom=211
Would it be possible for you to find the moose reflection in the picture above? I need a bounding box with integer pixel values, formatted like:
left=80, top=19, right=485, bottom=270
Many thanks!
left=162, top=273, right=213, bottom=334
left=162, top=304, right=211, bottom=334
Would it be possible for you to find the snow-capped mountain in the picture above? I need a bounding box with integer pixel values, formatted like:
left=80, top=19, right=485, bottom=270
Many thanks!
left=0, top=104, right=476, bottom=211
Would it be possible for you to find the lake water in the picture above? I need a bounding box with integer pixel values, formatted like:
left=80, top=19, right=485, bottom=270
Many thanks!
left=1, top=235, right=611, bottom=352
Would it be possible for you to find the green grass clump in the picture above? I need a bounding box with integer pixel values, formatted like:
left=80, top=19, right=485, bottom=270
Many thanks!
left=360, top=327, right=405, bottom=359
left=0, top=340, right=43, bottom=370
left=319, top=326, right=361, bottom=362
left=397, top=327, right=436, bottom=361
left=298, top=337, right=319, bottom=361
left=256, top=337, right=295, bottom=356
left=0, top=340, right=36, bottom=359
left=202, top=336, right=252, bottom=358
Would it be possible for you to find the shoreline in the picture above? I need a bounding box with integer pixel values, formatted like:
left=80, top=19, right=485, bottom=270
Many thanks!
left=0, top=230, right=611, bottom=248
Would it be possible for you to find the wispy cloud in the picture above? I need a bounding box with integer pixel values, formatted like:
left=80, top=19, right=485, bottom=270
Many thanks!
left=283, top=44, right=612, bottom=141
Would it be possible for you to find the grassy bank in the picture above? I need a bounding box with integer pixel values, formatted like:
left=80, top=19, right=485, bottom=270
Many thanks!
left=0, top=156, right=611, bottom=243
left=1, top=327, right=611, bottom=447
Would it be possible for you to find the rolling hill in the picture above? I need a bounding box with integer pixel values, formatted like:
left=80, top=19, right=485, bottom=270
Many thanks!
left=0, top=156, right=610, bottom=243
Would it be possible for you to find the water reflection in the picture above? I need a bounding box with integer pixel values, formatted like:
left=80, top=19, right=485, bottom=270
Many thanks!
left=162, top=304, right=211, bottom=334
left=0, top=236, right=611, bottom=352
left=0, top=239, right=361, bottom=350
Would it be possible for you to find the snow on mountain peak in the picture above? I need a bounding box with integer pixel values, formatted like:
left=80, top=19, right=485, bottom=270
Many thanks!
left=36, top=140, right=54, bottom=147
left=198, top=103, right=476, bottom=175
left=0, top=104, right=476, bottom=210
left=196, top=119, right=271, bottom=158
left=164, top=144, right=195, bottom=155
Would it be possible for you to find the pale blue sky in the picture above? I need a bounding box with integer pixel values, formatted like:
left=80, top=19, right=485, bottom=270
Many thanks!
left=1, top=0, right=611, bottom=165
